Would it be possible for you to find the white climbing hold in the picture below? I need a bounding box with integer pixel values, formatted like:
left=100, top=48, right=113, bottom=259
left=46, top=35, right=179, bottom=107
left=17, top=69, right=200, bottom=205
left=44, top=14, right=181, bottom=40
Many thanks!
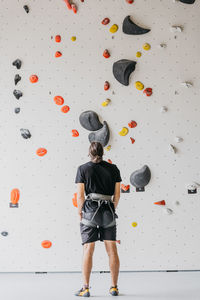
left=175, top=136, right=183, bottom=143
left=158, top=43, right=167, bottom=49
left=186, top=182, right=199, bottom=191
left=181, top=81, right=193, bottom=88
left=169, top=144, right=177, bottom=154
left=170, top=26, right=183, bottom=33
left=160, top=106, right=168, bottom=113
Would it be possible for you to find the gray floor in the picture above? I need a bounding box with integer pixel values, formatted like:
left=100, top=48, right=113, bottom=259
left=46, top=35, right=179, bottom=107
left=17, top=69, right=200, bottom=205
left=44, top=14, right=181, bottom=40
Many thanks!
left=0, top=271, right=200, bottom=299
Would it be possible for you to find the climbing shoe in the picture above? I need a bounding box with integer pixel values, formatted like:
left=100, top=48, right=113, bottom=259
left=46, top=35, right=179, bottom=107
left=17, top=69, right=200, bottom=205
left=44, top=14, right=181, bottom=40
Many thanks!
left=109, top=286, right=119, bottom=296
left=74, top=286, right=90, bottom=297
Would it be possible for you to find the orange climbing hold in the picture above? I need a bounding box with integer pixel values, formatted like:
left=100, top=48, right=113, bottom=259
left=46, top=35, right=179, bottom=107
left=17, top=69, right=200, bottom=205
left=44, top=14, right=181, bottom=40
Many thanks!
left=11, top=188, right=20, bottom=205
left=63, top=0, right=72, bottom=9
left=41, top=240, right=52, bottom=248
left=130, top=137, right=135, bottom=144
left=29, top=75, right=38, bottom=83
left=102, top=18, right=110, bottom=25
left=128, top=120, right=137, bottom=128
left=61, top=105, right=70, bottom=113
left=154, top=200, right=166, bottom=206
left=71, top=3, right=77, bottom=13
left=104, top=81, right=110, bottom=91
left=107, top=159, right=112, bottom=164
left=103, top=49, right=110, bottom=58
left=54, top=96, right=64, bottom=105
left=121, top=184, right=130, bottom=192
left=72, top=193, right=78, bottom=207
left=72, top=129, right=79, bottom=137
left=55, top=51, right=62, bottom=57
left=36, top=148, right=47, bottom=157
left=55, top=35, right=61, bottom=42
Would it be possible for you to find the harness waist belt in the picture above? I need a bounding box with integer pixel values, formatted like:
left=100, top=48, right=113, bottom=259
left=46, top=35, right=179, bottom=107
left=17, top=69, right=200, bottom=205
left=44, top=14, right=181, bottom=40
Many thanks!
left=86, top=193, right=113, bottom=201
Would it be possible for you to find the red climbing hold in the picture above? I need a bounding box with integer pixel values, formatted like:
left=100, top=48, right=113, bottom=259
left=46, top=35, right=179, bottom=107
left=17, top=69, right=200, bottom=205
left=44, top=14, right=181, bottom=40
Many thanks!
left=61, top=105, right=70, bottom=113
left=63, top=0, right=72, bottom=9
left=130, top=137, right=135, bottom=144
left=126, top=0, right=134, bottom=3
left=104, top=81, right=110, bottom=91
left=72, top=193, right=78, bottom=207
left=107, top=159, right=112, bottom=164
left=128, top=120, right=137, bottom=128
left=102, top=18, right=110, bottom=25
left=72, top=129, right=79, bottom=137
left=116, top=240, right=121, bottom=244
left=36, top=148, right=47, bottom=157
left=121, top=184, right=130, bottom=192
left=103, top=49, right=110, bottom=58
left=54, top=96, right=64, bottom=105
left=55, top=35, right=61, bottom=42
left=154, top=200, right=166, bottom=206
left=143, top=88, right=152, bottom=97
left=55, top=51, right=62, bottom=57
left=29, top=75, right=38, bottom=83
left=71, top=3, right=77, bottom=13
left=80, top=0, right=84, bottom=2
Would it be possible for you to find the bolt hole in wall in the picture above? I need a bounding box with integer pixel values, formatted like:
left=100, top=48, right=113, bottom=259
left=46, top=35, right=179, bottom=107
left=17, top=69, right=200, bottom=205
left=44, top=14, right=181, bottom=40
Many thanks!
left=0, top=0, right=199, bottom=272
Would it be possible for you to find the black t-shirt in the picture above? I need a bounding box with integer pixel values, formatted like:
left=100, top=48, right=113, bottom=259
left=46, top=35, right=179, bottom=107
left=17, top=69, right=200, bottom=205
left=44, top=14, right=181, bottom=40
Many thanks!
left=75, top=160, right=122, bottom=196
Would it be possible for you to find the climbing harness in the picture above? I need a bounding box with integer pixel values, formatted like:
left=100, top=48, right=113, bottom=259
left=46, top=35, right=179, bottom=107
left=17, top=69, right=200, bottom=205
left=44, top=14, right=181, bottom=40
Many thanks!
left=81, top=193, right=117, bottom=228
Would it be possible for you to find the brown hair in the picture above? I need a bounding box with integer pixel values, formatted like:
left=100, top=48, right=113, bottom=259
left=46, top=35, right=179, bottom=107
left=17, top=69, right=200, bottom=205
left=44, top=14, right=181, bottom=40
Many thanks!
left=88, top=142, right=104, bottom=163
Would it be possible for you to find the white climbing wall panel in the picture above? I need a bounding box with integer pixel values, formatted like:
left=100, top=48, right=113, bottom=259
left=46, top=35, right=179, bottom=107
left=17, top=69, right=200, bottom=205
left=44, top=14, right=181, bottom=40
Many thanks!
left=0, top=0, right=200, bottom=272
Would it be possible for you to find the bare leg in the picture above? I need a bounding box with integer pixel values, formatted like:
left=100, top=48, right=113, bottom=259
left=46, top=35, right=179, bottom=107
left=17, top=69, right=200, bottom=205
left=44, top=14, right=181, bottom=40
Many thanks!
left=104, top=240, right=120, bottom=287
left=82, top=242, right=95, bottom=287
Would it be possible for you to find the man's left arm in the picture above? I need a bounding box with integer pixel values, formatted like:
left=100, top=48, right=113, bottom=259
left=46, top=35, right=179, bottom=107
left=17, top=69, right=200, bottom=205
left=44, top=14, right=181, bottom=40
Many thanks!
left=77, top=183, right=85, bottom=221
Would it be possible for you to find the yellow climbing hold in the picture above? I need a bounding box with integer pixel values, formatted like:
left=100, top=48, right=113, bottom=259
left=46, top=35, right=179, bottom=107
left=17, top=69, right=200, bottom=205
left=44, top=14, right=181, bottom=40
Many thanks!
left=143, top=43, right=151, bottom=50
left=135, top=81, right=144, bottom=90
left=136, top=51, right=142, bottom=57
left=102, top=98, right=111, bottom=107
left=132, top=222, right=138, bottom=227
left=105, top=145, right=111, bottom=151
left=109, top=24, right=118, bottom=34
left=119, top=127, right=129, bottom=136
left=71, top=36, right=76, bottom=41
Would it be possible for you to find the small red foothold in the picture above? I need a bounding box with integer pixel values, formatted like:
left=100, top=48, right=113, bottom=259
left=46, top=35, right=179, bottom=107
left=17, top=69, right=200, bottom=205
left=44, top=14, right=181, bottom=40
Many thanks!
left=128, top=120, right=137, bottom=128
left=143, top=88, right=152, bottom=97
left=29, top=75, right=38, bottom=83
left=80, top=0, right=84, bottom=2
left=55, top=35, right=61, bottom=42
left=55, top=51, right=62, bottom=57
left=126, top=0, right=134, bottom=3
left=116, top=240, right=121, bottom=244
left=103, top=49, right=110, bottom=58
left=63, top=0, right=72, bottom=9
left=72, top=129, right=79, bottom=137
left=154, top=200, right=166, bottom=206
left=107, top=159, right=112, bottom=164
left=104, top=81, right=110, bottom=91
left=71, top=3, right=77, bottom=13
left=61, top=105, right=70, bottom=113
left=101, top=18, right=110, bottom=25
left=130, top=137, right=135, bottom=144
left=121, top=184, right=130, bottom=191
left=54, top=96, right=64, bottom=105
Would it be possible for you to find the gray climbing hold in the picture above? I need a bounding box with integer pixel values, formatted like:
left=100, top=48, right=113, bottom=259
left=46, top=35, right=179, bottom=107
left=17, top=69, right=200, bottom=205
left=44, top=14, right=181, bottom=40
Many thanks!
left=122, top=16, right=151, bottom=35
left=23, top=5, right=29, bottom=13
left=13, top=90, right=23, bottom=99
left=12, top=59, right=22, bottom=69
left=130, top=165, right=151, bottom=188
left=88, top=121, right=110, bottom=147
left=79, top=111, right=103, bottom=131
left=113, top=59, right=137, bottom=86
left=20, top=128, right=31, bottom=139
left=15, top=107, right=20, bottom=114
left=14, top=74, right=21, bottom=85
left=1, top=231, right=8, bottom=236
left=180, top=0, right=195, bottom=3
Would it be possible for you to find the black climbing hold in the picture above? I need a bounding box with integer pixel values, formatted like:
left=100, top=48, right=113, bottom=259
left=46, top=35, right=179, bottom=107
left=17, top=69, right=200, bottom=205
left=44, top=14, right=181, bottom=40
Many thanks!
left=130, top=165, right=151, bottom=188
left=23, top=5, right=29, bottom=13
left=113, top=59, right=136, bottom=86
left=13, top=90, right=23, bottom=99
left=88, top=121, right=110, bottom=147
left=122, top=16, right=150, bottom=35
left=15, top=107, right=20, bottom=114
left=14, top=74, right=21, bottom=85
left=180, top=0, right=195, bottom=3
left=12, top=59, right=22, bottom=69
left=79, top=111, right=103, bottom=131
left=20, top=128, right=31, bottom=139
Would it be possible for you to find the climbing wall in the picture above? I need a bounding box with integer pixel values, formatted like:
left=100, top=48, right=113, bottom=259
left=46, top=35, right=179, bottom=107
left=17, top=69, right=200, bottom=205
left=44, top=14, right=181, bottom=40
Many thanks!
left=0, top=0, right=200, bottom=272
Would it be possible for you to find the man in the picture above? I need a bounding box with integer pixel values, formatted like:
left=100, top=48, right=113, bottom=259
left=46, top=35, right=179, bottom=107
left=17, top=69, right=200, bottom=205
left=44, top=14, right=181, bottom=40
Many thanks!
left=74, top=141, right=122, bottom=297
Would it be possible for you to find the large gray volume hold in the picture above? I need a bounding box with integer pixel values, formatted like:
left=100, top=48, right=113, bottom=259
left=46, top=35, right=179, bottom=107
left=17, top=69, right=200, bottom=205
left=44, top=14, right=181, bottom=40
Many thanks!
left=88, top=121, right=110, bottom=147
left=130, top=165, right=151, bottom=188
left=79, top=111, right=103, bottom=131
left=113, top=59, right=137, bottom=86
left=122, top=16, right=150, bottom=35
